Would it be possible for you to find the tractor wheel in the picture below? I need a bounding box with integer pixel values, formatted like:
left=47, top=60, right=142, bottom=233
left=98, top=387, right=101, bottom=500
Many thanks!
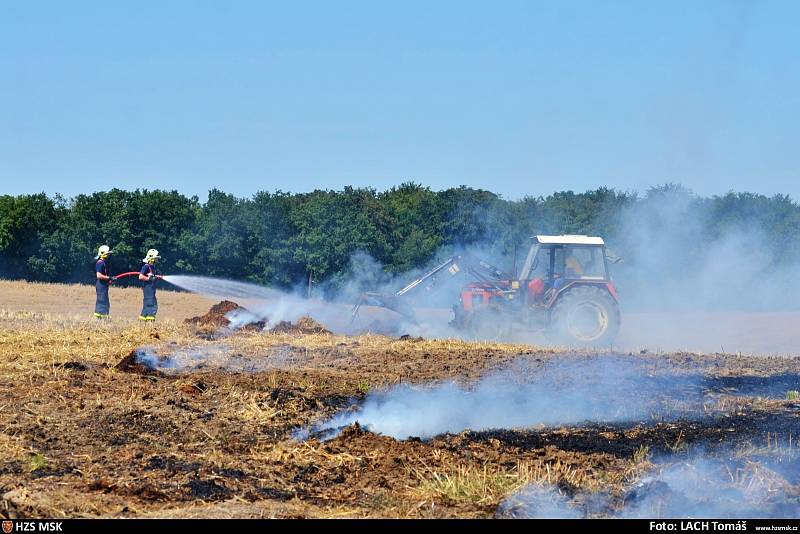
left=467, top=309, right=511, bottom=342
left=549, top=286, right=620, bottom=346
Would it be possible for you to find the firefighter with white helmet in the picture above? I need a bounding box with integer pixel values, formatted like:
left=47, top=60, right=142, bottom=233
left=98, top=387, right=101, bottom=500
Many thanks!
left=138, top=249, right=161, bottom=321
left=94, top=245, right=116, bottom=318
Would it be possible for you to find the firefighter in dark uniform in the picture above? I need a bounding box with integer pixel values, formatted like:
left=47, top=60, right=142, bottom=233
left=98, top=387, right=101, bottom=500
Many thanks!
left=138, top=249, right=161, bottom=321
left=94, top=245, right=116, bottom=318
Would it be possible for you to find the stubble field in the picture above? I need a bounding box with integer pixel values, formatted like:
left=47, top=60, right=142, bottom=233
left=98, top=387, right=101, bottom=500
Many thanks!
left=1, top=281, right=798, bottom=518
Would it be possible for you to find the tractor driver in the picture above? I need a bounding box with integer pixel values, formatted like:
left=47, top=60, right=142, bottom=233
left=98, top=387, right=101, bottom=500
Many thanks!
left=564, top=249, right=584, bottom=278
left=550, top=248, right=584, bottom=294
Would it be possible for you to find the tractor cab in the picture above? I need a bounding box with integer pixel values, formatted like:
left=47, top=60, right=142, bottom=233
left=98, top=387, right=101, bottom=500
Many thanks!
left=519, top=235, right=614, bottom=303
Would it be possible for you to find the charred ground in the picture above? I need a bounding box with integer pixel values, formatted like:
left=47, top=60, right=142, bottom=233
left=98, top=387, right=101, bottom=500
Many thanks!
left=0, top=301, right=798, bottom=518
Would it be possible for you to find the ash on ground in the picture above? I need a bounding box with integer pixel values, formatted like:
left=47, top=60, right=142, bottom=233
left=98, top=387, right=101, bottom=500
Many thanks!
left=115, top=344, right=306, bottom=374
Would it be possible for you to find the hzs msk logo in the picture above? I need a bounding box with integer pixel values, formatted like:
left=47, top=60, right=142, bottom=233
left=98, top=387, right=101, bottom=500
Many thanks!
left=2, top=521, right=12, bottom=534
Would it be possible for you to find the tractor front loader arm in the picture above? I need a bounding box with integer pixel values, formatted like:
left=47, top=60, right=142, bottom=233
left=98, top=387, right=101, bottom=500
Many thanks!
left=350, top=256, right=464, bottom=322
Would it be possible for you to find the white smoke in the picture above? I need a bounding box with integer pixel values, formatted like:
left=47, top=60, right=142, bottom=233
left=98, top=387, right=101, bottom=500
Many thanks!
left=496, top=485, right=581, bottom=519
left=162, top=274, right=351, bottom=331
left=311, top=356, right=702, bottom=440
left=132, top=344, right=301, bottom=373
left=500, top=454, right=800, bottom=519
left=611, top=189, right=797, bottom=312
left=224, top=308, right=264, bottom=329
left=620, top=458, right=797, bottom=519
left=164, top=271, right=466, bottom=338
left=610, top=188, right=800, bottom=354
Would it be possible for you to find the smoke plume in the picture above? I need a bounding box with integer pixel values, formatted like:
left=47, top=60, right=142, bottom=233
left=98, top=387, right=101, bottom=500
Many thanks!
left=311, top=356, right=702, bottom=440
left=163, top=274, right=351, bottom=331
left=132, top=344, right=300, bottom=373
left=499, top=453, right=800, bottom=519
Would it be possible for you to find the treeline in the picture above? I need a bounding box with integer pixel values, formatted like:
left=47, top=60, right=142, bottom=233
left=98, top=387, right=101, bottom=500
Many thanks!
left=2, top=184, right=800, bottom=292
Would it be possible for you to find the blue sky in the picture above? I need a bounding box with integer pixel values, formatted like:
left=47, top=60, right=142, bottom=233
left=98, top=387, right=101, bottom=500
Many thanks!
left=1, top=0, right=798, bottom=201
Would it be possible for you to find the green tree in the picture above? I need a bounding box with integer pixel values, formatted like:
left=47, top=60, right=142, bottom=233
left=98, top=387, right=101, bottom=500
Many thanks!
left=0, top=193, right=64, bottom=279
left=379, top=182, right=444, bottom=272
left=291, top=187, right=395, bottom=289
left=176, top=189, right=248, bottom=278
left=246, top=191, right=301, bottom=286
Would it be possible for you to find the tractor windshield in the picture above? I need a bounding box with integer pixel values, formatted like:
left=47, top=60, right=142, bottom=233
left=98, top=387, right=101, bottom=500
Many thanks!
left=555, top=245, right=607, bottom=279
left=522, top=242, right=610, bottom=281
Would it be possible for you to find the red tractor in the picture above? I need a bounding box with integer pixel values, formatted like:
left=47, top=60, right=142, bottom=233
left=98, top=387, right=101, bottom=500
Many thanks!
left=352, top=235, right=621, bottom=346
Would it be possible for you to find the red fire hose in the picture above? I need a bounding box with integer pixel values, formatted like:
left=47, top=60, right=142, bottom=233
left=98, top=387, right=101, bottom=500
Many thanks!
left=109, top=272, right=164, bottom=284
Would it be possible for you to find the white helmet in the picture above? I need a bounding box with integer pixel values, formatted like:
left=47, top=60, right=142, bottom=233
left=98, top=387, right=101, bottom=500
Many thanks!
left=143, top=249, right=161, bottom=263
left=95, top=245, right=113, bottom=259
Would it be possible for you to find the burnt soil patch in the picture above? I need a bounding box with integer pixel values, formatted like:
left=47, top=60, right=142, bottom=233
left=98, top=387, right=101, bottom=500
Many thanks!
left=269, top=317, right=331, bottom=335
left=115, top=349, right=164, bottom=376
left=185, top=300, right=243, bottom=328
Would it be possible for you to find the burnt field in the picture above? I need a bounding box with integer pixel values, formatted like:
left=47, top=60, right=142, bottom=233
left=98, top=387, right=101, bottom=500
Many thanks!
left=1, top=289, right=799, bottom=518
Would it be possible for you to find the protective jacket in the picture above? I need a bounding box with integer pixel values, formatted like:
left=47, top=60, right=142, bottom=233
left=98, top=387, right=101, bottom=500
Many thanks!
left=139, top=263, right=158, bottom=320
left=95, top=259, right=111, bottom=317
